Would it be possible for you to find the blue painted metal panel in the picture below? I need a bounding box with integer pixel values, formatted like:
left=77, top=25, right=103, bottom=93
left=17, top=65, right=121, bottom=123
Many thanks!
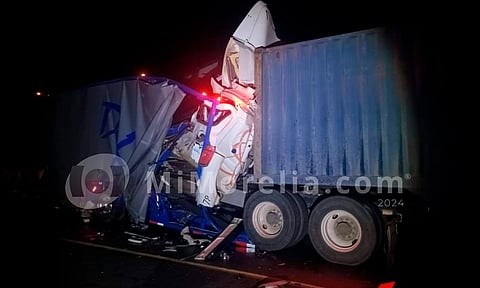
left=254, top=27, right=419, bottom=188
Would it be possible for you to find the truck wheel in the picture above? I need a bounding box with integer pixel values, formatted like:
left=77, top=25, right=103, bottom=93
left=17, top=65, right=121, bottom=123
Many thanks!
left=360, top=198, right=385, bottom=254
left=308, top=196, right=377, bottom=266
left=243, top=190, right=297, bottom=251
left=285, top=192, right=309, bottom=247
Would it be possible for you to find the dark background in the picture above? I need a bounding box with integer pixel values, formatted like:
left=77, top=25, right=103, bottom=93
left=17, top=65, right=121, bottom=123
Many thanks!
left=4, top=1, right=437, bottom=96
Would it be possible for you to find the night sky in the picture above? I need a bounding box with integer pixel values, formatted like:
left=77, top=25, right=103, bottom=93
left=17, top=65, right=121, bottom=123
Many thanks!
left=5, top=1, right=421, bottom=97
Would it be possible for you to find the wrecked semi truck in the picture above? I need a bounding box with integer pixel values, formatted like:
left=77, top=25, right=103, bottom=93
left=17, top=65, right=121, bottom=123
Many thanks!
left=55, top=1, right=420, bottom=267
left=146, top=25, right=420, bottom=266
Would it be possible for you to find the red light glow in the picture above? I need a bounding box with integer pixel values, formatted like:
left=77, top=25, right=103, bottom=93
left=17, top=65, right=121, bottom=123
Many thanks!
left=378, top=282, right=396, bottom=288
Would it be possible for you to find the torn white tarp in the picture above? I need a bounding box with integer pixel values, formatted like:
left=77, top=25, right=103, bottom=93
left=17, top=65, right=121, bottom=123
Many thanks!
left=221, top=0, right=280, bottom=87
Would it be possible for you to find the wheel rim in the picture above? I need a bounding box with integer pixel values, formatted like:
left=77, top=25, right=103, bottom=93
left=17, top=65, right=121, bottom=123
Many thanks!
left=251, top=201, right=284, bottom=238
left=320, top=210, right=362, bottom=252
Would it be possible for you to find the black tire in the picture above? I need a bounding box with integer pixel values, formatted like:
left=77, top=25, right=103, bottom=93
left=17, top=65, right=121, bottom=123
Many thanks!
left=285, top=192, right=309, bottom=247
left=243, top=190, right=297, bottom=251
left=360, top=198, right=385, bottom=255
left=308, top=196, right=378, bottom=266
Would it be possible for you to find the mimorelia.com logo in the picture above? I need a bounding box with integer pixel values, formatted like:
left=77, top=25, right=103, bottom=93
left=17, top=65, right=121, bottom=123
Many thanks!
left=65, top=153, right=129, bottom=209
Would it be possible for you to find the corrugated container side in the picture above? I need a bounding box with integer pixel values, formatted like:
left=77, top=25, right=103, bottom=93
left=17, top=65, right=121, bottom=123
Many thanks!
left=253, top=27, right=419, bottom=189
